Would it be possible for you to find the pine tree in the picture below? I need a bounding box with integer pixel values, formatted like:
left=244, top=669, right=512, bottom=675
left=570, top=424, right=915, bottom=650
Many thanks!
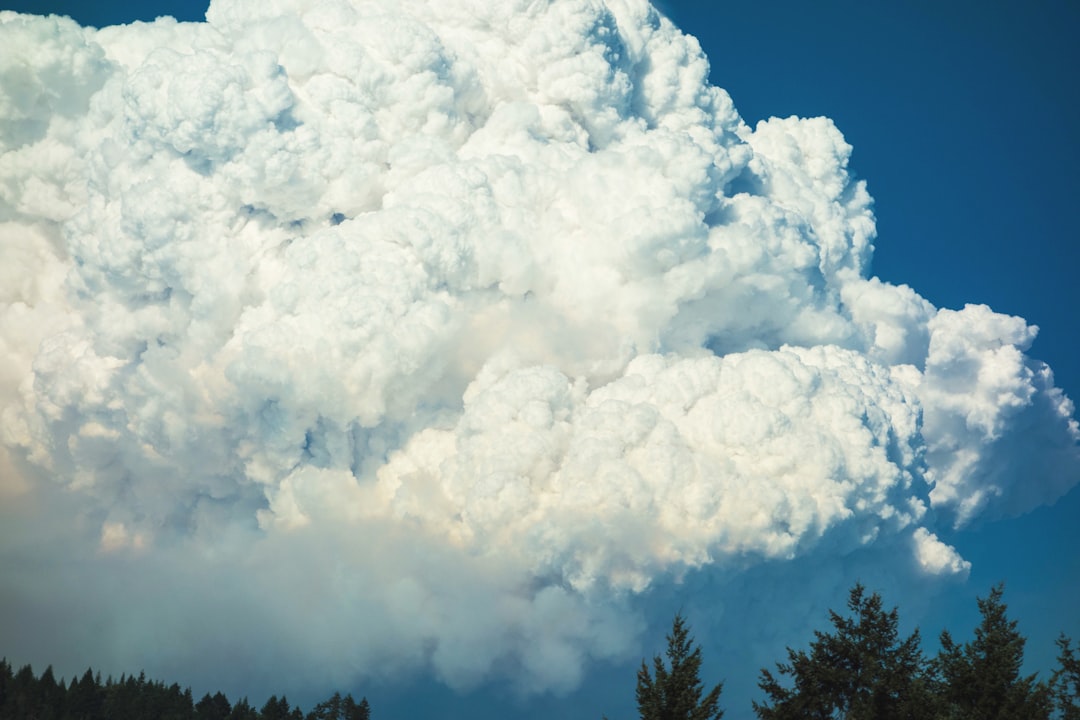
left=0, top=658, right=12, bottom=716
left=228, top=697, right=259, bottom=720
left=39, top=664, right=62, bottom=719
left=338, top=693, right=371, bottom=720
left=11, top=663, right=38, bottom=719
left=932, top=583, right=1051, bottom=720
left=69, top=667, right=105, bottom=720
left=308, top=690, right=343, bottom=719
left=261, top=694, right=292, bottom=720
left=197, top=691, right=233, bottom=720
left=634, top=613, right=724, bottom=720
left=1052, top=634, right=1080, bottom=720
left=754, top=582, right=932, bottom=720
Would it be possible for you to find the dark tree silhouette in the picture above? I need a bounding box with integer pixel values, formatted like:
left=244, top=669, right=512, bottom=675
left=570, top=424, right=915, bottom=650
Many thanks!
left=634, top=613, right=724, bottom=720
left=197, top=691, right=233, bottom=720
left=0, top=658, right=373, bottom=720
left=69, top=667, right=106, bottom=719
left=1055, top=634, right=1080, bottom=720
left=260, top=694, right=303, bottom=720
left=754, top=582, right=933, bottom=720
left=229, top=697, right=260, bottom=720
left=932, top=583, right=1051, bottom=720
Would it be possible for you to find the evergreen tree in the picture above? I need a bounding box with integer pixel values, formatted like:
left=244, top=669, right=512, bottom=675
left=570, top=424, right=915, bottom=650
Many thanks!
left=0, top=658, right=12, bottom=714
left=228, top=697, right=259, bottom=720
left=634, top=613, right=724, bottom=720
left=308, top=690, right=373, bottom=720
left=754, top=582, right=932, bottom=720
left=261, top=694, right=304, bottom=720
left=160, top=681, right=195, bottom=720
left=1, top=664, right=13, bottom=718
left=38, top=664, right=62, bottom=719
left=308, top=690, right=343, bottom=719
left=0, top=654, right=379, bottom=720
left=11, top=663, right=38, bottom=719
left=1052, top=634, right=1080, bottom=720
left=69, top=667, right=105, bottom=720
left=340, top=694, right=359, bottom=720
left=932, top=583, right=1051, bottom=720
left=197, top=690, right=233, bottom=720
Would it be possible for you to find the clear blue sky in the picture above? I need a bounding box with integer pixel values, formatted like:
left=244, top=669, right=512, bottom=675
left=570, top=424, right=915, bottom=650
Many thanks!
left=4, top=0, right=1078, bottom=717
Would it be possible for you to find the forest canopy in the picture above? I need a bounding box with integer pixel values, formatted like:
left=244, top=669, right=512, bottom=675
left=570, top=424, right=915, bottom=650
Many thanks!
left=616, top=583, right=1078, bottom=720
left=4, top=583, right=1077, bottom=720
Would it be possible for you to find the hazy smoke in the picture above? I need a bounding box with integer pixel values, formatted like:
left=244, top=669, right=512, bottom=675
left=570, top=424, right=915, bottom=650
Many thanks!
left=1, top=0, right=1077, bottom=703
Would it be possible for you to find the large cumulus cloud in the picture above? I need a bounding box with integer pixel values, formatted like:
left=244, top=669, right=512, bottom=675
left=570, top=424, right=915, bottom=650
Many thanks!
left=1, top=0, right=1077, bottom=703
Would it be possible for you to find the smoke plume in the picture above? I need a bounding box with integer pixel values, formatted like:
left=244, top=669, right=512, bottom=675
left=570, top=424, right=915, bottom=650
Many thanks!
left=1, top=0, right=1076, bottom=706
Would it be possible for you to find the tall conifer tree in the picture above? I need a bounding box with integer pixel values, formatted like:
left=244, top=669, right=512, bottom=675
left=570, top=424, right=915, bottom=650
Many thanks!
left=754, top=583, right=932, bottom=720
left=932, top=583, right=1051, bottom=720
left=1054, top=635, right=1080, bottom=720
left=635, top=613, right=724, bottom=720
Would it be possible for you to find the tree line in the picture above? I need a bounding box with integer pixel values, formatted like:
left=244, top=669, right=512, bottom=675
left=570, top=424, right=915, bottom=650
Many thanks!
left=0, top=659, right=370, bottom=720
left=627, top=582, right=1080, bottom=720
left=5, top=582, right=1077, bottom=720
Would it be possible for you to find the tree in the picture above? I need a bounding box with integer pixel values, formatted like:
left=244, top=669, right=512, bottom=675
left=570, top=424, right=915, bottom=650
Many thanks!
left=228, top=697, right=259, bottom=720
left=197, top=691, right=233, bottom=720
left=1054, top=634, right=1080, bottom=720
left=754, top=582, right=932, bottom=720
left=69, top=667, right=105, bottom=720
left=0, top=659, right=11, bottom=714
left=262, top=694, right=304, bottom=720
left=260, top=694, right=290, bottom=720
left=11, top=664, right=39, bottom=719
left=38, top=664, right=62, bottom=719
left=932, top=583, right=1051, bottom=720
left=634, top=613, right=723, bottom=720
left=305, top=691, right=371, bottom=720
left=308, top=691, right=343, bottom=720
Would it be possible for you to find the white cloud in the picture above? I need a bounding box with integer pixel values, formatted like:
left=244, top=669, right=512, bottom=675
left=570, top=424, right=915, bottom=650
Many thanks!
left=0, top=0, right=1076, bottom=701
left=912, top=527, right=970, bottom=576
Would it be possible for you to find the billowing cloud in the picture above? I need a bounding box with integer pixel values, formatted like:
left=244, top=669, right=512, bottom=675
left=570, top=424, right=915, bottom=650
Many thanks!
left=1, top=0, right=1077, bottom=704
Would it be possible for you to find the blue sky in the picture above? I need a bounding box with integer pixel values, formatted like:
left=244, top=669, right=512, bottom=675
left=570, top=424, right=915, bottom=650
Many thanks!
left=2, top=0, right=1078, bottom=718
left=657, top=0, right=1080, bottom=690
